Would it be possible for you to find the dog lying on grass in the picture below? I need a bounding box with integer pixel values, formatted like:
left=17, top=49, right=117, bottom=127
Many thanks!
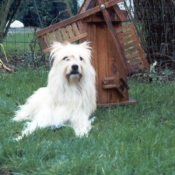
left=13, top=42, right=96, bottom=140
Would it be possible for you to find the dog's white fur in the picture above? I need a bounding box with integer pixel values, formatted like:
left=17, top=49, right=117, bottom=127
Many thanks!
left=13, top=42, right=96, bottom=140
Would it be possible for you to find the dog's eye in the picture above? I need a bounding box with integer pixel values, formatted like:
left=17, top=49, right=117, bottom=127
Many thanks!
left=80, top=57, right=83, bottom=61
left=63, top=57, right=67, bottom=61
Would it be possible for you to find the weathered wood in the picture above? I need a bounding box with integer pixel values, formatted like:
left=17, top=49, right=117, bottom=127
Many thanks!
left=102, top=84, right=118, bottom=89
left=97, top=0, right=129, bottom=74
left=113, top=4, right=127, bottom=21
left=66, top=25, right=74, bottom=38
left=55, top=29, right=63, bottom=42
left=49, top=32, right=57, bottom=41
left=116, top=23, right=149, bottom=73
left=72, top=22, right=80, bottom=36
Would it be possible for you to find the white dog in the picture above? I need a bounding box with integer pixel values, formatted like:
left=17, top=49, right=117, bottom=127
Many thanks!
left=13, top=42, right=96, bottom=140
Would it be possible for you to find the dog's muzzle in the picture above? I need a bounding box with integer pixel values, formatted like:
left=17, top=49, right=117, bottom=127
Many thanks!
left=68, top=64, right=82, bottom=76
left=70, top=64, right=79, bottom=75
left=66, top=64, right=82, bottom=81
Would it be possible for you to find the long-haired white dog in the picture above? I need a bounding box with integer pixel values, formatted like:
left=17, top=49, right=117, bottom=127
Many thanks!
left=13, top=42, right=96, bottom=140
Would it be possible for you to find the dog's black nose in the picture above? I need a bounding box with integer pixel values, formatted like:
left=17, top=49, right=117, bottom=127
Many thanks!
left=71, top=64, right=78, bottom=71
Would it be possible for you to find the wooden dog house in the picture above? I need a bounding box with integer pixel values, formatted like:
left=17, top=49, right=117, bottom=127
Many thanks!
left=35, top=0, right=149, bottom=107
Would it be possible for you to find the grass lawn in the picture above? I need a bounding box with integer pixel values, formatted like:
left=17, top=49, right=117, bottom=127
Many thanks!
left=0, top=69, right=175, bottom=175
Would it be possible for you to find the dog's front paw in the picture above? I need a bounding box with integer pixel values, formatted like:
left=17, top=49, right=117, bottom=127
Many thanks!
left=13, top=135, right=23, bottom=141
left=74, top=125, right=91, bottom=137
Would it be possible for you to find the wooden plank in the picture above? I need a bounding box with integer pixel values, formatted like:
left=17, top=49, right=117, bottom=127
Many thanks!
left=55, top=29, right=63, bottom=43
left=60, top=27, right=69, bottom=41
left=49, top=32, right=56, bottom=41
left=122, top=41, right=137, bottom=50
left=117, top=31, right=132, bottom=38
left=43, top=33, right=87, bottom=53
left=91, top=24, right=99, bottom=102
left=128, top=59, right=143, bottom=67
left=66, top=25, right=75, bottom=39
left=126, top=53, right=141, bottom=60
left=102, top=84, right=117, bottom=89
left=68, top=33, right=87, bottom=43
left=103, top=77, right=115, bottom=81
left=116, top=25, right=130, bottom=33
left=128, top=24, right=149, bottom=68
left=130, top=63, right=146, bottom=72
left=96, top=23, right=108, bottom=104
left=119, top=35, right=133, bottom=44
left=116, top=23, right=149, bottom=73
left=35, top=0, right=123, bottom=37
left=97, top=0, right=129, bottom=74
left=113, top=4, right=127, bottom=21
left=77, top=21, right=85, bottom=33
left=38, top=36, right=46, bottom=50
left=106, top=23, right=123, bottom=103
left=124, top=47, right=138, bottom=55
left=43, top=34, right=51, bottom=47
left=72, top=22, right=80, bottom=36
left=43, top=47, right=52, bottom=54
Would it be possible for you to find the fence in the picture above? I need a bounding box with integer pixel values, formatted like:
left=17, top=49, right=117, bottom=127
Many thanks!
left=1, top=0, right=175, bottom=70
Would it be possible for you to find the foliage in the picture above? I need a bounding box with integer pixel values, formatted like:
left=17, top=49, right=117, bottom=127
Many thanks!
left=0, top=70, right=175, bottom=174
left=17, top=0, right=78, bottom=27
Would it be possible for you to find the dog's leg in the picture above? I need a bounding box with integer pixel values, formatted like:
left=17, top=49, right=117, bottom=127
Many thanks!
left=15, top=122, right=37, bottom=141
left=73, top=115, right=92, bottom=137
left=13, top=105, right=31, bottom=122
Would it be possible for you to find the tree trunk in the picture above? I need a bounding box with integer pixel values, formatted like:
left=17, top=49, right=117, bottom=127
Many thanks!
left=0, top=0, right=23, bottom=43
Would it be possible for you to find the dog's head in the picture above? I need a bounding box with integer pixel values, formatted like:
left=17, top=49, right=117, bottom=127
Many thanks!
left=50, top=42, right=93, bottom=82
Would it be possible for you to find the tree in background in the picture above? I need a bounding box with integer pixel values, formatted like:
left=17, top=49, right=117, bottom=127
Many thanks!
left=134, top=0, right=175, bottom=64
left=0, top=0, right=24, bottom=43
left=18, top=0, right=77, bottom=27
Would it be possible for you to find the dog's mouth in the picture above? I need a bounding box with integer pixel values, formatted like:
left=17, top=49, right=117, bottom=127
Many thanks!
left=69, top=70, right=79, bottom=75
left=66, top=71, right=82, bottom=82
left=66, top=64, right=83, bottom=82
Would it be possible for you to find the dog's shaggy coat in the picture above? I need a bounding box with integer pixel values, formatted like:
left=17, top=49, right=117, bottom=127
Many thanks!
left=13, top=42, right=96, bottom=140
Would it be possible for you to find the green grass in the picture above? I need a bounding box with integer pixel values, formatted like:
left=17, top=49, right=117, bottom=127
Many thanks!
left=0, top=69, right=175, bottom=175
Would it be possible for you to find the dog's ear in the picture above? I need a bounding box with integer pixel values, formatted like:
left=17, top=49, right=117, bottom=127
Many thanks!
left=51, top=42, right=64, bottom=51
left=50, top=42, right=64, bottom=66
left=79, top=41, right=91, bottom=50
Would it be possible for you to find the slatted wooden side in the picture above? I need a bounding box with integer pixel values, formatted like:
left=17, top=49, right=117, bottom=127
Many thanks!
left=116, top=23, right=149, bottom=73
left=37, top=20, right=87, bottom=53
left=35, top=0, right=124, bottom=54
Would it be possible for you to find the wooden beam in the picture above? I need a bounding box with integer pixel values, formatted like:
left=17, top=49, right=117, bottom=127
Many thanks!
left=97, top=0, right=129, bottom=74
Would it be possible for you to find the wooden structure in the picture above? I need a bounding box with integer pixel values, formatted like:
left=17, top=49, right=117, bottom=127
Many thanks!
left=35, top=0, right=149, bottom=107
